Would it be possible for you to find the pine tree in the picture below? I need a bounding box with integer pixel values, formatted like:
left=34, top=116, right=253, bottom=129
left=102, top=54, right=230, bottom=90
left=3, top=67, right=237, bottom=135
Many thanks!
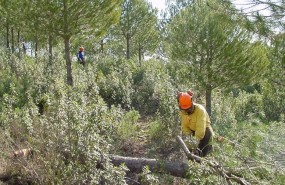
left=166, top=0, right=269, bottom=116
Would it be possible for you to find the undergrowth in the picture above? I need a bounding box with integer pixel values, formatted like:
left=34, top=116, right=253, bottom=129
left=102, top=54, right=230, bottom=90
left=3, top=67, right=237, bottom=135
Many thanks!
left=0, top=50, right=284, bottom=184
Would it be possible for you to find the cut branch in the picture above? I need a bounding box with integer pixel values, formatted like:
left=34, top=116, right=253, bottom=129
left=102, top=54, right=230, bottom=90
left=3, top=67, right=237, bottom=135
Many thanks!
left=176, top=136, right=251, bottom=185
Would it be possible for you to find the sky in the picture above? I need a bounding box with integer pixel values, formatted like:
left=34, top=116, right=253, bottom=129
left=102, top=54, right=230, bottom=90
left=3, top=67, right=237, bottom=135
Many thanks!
left=148, top=0, right=166, bottom=11
left=148, top=0, right=271, bottom=16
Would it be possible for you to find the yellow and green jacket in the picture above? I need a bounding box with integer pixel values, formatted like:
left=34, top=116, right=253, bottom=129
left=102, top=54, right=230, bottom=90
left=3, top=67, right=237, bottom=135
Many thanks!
left=180, top=103, right=214, bottom=140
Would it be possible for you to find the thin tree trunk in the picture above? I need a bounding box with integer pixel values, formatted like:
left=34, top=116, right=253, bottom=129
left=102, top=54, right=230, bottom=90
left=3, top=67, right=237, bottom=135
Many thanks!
left=6, top=22, right=9, bottom=49
left=64, top=37, right=73, bottom=86
left=11, top=28, right=14, bottom=53
left=48, top=35, right=53, bottom=63
left=126, top=32, right=130, bottom=59
left=22, top=42, right=26, bottom=54
left=63, top=0, right=73, bottom=86
left=17, top=30, right=20, bottom=46
left=138, top=44, right=142, bottom=65
left=35, top=40, right=38, bottom=58
left=17, top=30, right=21, bottom=57
left=100, top=39, right=104, bottom=53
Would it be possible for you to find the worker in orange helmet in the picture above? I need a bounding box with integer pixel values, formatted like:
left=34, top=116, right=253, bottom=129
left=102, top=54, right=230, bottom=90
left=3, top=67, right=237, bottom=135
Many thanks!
left=77, top=46, right=85, bottom=66
left=177, top=90, right=214, bottom=157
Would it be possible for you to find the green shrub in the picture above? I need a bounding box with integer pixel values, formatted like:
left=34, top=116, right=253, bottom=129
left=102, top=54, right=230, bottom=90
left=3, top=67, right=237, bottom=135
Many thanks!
left=97, top=57, right=134, bottom=109
left=117, top=110, right=140, bottom=140
left=211, top=91, right=238, bottom=137
left=262, top=88, right=285, bottom=122
left=231, top=91, right=265, bottom=122
left=0, top=52, right=129, bottom=184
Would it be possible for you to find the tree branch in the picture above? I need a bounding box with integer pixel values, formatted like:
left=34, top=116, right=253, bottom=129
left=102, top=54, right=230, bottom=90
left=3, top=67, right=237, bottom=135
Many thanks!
left=176, top=136, right=251, bottom=185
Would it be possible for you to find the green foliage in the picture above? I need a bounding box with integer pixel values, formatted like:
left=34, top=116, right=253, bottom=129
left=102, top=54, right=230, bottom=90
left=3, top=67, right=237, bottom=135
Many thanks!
left=212, top=89, right=285, bottom=184
left=132, top=59, right=177, bottom=116
left=132, top=66, right=156, bottom=114
left=147, top=118, right=178, bottom=155
left=118, top=0, right=159, bottom=59
left=97, top=57, right=134, bottom=109
left=211, top=91, right=238, bottom=136
left=117, top=110, right=140, bottom=140
left=263, top=89, right=285, bottom=121
left=16, top=90, right=126, bottom=184
left=0, top=1, right=285, bottom=183
left=212, top=119, right=285, bottom=184
left=0, top=49, right=283, bottom=185
left=139, top=166, right=159, bottom=185
left=0, top=52, right=130, bottom=184
left=166, top=0, right=269, bottom=91
left=262, top=33, right=285, bottom=121
left=0, top=56, right=34, bottom=119
left=165, top=0, right=270, bottom=116
left=186, top=161, right=219, bottom=184
left=232, top=91, right=265, bottom=122
left=148, top=120, right=165, bottom=142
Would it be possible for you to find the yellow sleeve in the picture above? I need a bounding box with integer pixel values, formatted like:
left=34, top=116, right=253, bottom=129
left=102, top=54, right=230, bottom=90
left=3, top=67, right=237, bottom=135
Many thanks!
left=180, top=112, right=192, bottom=135
left=194, top=109, right=207, bottom=140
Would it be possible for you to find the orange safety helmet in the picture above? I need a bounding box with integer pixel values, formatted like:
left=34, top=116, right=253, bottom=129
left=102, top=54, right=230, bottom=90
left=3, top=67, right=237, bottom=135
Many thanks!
left=79, top=47, right=84, bottom=51
left=178, top=92, right=193, bottom=109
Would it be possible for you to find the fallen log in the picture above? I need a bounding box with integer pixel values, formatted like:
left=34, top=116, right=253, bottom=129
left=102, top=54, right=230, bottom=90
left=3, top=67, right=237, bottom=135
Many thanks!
left=110, top=155, right=189, bottom=178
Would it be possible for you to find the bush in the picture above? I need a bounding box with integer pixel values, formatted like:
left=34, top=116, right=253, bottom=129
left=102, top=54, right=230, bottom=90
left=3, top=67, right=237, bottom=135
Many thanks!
left=97, top=57, right=134, bottom=109
left=211, top=91, right=238, bottom=137
left=262, top=88, right=285, bottom=122
left=117, top=110, right=140, bottom=140
left=0, top=52, right=129, bottom=184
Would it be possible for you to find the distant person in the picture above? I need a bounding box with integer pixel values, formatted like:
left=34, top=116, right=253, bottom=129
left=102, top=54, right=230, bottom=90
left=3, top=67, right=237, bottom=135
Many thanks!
left=77, top=46, right=85, bottom=66
left=177, top=90, right=214, bottom=157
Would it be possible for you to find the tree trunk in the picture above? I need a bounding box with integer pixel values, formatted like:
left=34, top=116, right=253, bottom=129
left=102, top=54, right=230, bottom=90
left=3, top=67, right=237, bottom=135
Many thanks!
left=126, top=32, right=130, bottom=59
left=17, top=30, right=21, bottom=57
left=22, top=42, right=26, bottom=54
left=6, top=22, right=9, bottom=49
left=63, top=0, right=73, bottom=86
left=17, top=30, right=20, bottom=48
left=110, top=155, right=189, bottom=178
left=35, top=39, right=38, bottom=58
left=205, top=84, right=212, bottom=117
left=100, top=39, right=104, bottom=54
left=138, top=44, right=143, bottom=65
left=64, top=37, right=73, bottom=86
left=11, top=28, right=14, bottom=53
left=48, top=35, right=53, bottom=63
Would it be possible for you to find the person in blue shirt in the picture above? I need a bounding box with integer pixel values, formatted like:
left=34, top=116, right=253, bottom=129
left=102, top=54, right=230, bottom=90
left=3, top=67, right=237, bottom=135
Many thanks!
left=77, top=46, right=85, bottom=65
